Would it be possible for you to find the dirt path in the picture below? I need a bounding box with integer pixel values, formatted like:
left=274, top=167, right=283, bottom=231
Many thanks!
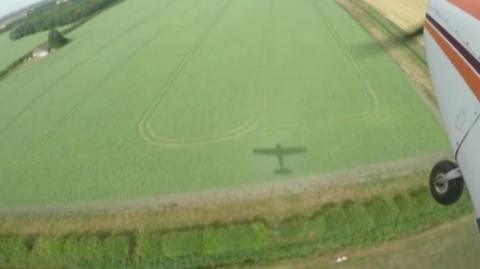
left=0, top=151, right=449, bottom=235
left=0, top=151, right=448, bottom=216
left=236, top=215, right=480, bottom=269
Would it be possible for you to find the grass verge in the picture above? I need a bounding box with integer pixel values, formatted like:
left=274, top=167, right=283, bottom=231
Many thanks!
left=0, top=178, right=472, bottom=269
left=248, top=214, right=480, bottom=269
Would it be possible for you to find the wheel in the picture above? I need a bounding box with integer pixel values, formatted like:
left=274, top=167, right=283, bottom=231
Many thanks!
left=429, top=160, right=464, bottom=205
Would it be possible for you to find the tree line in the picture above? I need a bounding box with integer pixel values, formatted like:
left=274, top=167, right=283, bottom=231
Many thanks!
left=10, top=0, right=122, bottom=40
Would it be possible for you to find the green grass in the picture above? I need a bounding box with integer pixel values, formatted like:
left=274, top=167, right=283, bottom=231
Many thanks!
left=287, top=216, right=480, bottom=269
left=0, top=0, right=448, bottom=208
left=243, top=215, right=480, bottom=269
left=0, top=236, right=31, bottom=267
left=29, top=234, right=130, bottom=268
left=0, top=185, right=472, bottom=268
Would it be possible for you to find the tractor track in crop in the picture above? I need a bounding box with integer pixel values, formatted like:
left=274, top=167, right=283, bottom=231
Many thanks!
left=137, top=0, right=234, bottom=144
left=0, top=0, right=179, bottom=138
left=138, top=0, right=273, bottom=149
left=27, top=0, right=197, bottom=153
left=311, top=0, right=380, bottom=114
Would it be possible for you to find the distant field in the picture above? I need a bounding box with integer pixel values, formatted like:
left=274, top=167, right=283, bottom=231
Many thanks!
left=363, top=0, right=428, bottom=32
left=0, top=0, right=447, bottom=209
left=0, top=25, right=72, bottom=71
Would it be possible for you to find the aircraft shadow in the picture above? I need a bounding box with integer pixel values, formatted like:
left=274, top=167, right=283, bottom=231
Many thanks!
left=253, top=144, right=307, bottom=174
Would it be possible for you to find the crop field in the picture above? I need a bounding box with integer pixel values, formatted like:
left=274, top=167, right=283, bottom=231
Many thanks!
left=364, top=0, right=428, bottom=32
left=0, top=0, right=448, bottom=209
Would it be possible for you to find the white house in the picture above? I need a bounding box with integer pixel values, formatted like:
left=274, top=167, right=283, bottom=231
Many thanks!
left=32, top=48, right=49, bottom=58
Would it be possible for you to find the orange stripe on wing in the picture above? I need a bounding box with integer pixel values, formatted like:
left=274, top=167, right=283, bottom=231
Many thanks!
left=448, top=0, right=480, bottom=21
left=425, top=21, right=480, bottom=100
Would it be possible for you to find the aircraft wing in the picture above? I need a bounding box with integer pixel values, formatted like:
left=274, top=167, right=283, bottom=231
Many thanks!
left=281, top=147, right=307, bottom=154
left=253, top=147, right=306, bottom=155
left=253, top=148, right=280, bottom=155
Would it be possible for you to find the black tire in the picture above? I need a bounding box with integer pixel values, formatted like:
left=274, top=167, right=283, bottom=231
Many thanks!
left=429, top=160, right=464, bottom=206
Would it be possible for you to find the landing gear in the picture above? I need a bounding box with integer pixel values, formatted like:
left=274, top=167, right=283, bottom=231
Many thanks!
left=429, top=160, right=464, bottom=205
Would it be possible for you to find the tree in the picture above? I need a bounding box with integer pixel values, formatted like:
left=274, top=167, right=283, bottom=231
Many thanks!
left=48, top=28, right=68, bottom=48
left=9, top=0, right=122, bottom=40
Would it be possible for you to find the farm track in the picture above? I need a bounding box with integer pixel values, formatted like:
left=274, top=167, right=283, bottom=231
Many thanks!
left=0, top=0, right=179, bottom=137
left=0, top=151, right=450, bottom=230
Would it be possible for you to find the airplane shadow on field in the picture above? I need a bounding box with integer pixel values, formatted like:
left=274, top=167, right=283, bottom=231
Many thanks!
left=351, top=41, right=386, bottom=58
left=352, top=25, right=424, bottom=59
left=253, top=144, right=307, bottom=174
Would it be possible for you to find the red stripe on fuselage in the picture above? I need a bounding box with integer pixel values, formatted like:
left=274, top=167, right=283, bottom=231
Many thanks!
left=448, top=0, right=480, bottom=20
left=425, top=20, right=480, bottom=101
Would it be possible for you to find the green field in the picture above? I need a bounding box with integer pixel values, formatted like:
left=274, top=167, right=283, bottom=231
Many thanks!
left=0, top=0, right=447, bottom=208
left=0, top=31, right=46, bottom=70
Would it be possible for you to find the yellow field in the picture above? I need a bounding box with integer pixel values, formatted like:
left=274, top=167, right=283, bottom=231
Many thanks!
left=364, top=0, right=428, bottom=31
